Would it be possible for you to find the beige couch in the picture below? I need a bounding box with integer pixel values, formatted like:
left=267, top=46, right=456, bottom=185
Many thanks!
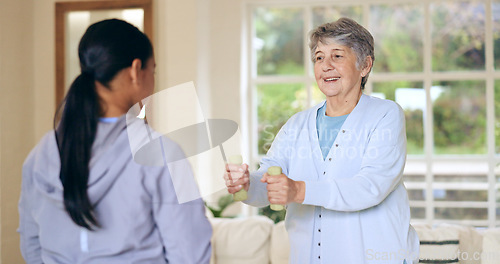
left=208, top=216, right=500, bottom=264
left=209, top=216, right=288, bottom=264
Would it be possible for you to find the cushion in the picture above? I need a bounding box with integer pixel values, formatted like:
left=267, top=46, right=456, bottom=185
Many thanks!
left=270, top=221, right=289, bottom=264
left=209, top=216, right=274, bottom=264
left=436, top=223, right=482, bottom=264
left=481, top=228, right=500, bottom=264
left=414, top=224, right=460, bottom=263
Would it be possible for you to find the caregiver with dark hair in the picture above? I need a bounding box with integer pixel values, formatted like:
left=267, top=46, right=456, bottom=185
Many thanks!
left=18, top=19, right=211, bottom=263
left=225, top=17, right=419, bottom=264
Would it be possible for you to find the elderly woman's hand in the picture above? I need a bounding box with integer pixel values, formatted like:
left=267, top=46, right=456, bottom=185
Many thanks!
left=261, top=173, right=305, bottom=205
left=224, top=163, right=250, bottom=194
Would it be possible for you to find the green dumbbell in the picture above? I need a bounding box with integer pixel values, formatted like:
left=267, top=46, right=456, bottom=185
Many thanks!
left=229, top=155, right=248, bottom=201
left=268, top=166, right=284, bottom=211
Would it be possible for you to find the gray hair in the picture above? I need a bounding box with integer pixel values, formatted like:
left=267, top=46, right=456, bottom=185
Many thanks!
left=309, top=17, right=374, bottom=89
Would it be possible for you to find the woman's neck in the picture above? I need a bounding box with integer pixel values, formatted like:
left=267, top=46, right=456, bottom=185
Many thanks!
left=325, top=89, right=362, bottom=117
left=95, top=76, right=133, bottom=118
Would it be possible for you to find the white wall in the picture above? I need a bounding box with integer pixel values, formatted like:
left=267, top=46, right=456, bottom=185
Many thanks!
left=206, top=0, right=243, bottom=121
left=0, top=0, right=34, bottom=262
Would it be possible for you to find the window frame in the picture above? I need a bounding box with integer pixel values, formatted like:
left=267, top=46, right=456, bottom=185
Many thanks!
left=242, top=0, right=500, bottom=227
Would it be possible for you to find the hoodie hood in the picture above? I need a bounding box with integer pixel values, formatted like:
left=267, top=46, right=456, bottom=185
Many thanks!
left=31, top=115, right=130, bottom=207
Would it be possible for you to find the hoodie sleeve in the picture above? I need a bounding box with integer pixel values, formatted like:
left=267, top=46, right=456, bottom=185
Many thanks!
left=18, top=153, right=43, bottom=263
left=147, top=160, right=212, bottom=264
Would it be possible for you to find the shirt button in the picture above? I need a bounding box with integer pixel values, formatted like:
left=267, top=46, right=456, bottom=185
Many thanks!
left=329, top=158, right=332, bottom=161
left=342, top=130, right=345, bottom=133
left=323, top=171, right=326, bottom=175
left=318, top=229, right=321, bottom=232
left=335, top=144, right=339, bottom=147
left=318, top=242, right=321, bottom=246
left=318, top=256, right=321, bottom=259
left=319, top=214, right=321, bottom=218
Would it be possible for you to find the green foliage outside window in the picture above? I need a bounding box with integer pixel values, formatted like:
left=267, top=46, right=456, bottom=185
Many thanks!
left=255, top=7, right=304, bottom=75
left=257, top=83, right=305, bottom=154
left=432, top=81, right=486, bottom=154
left=431, top=2, right=486, bottom=71
left=371, top=5, right=424, bottom=73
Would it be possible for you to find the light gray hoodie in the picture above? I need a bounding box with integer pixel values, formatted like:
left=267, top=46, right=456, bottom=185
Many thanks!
left=18, top=116, right=212, bottom=263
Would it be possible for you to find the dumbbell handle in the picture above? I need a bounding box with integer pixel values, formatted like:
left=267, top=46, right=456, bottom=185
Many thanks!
left=268, top=166, right=284, bottom=211
left=229, top=155, right=247, bottom=201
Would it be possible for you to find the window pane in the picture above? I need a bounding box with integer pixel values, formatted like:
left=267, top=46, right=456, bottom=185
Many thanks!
left=257, top=83, right=306, bottom=154
left=434, top=175, right=487, bottom=183
left=497, top=207, right=500, bottom=224
left=254, top=8, right=304, bottom=75
left=312, top=6, right=363, bottom=28
left=408, top=190, right=425, bottom=201
left=433, top=190, right=487, bottom=202
left=370, top=4, right=424, bottom=73
left=496, top=80, right=500, bottom=153
left=372, top=81, right=424, bottom=155
left=432, top=81, right=486, bottom=154
left=435, top=208, right=487, bottom=220
left=404, top=175, right=425, bottom=182
left=431, top=2, right=486, bottom=71
left=411, top=207, right=426, bottom=219
left=494, top=1, right=500, bottom=70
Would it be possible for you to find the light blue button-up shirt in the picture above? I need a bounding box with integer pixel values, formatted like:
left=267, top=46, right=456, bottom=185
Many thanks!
left=245, top=94, right=420, bottom=264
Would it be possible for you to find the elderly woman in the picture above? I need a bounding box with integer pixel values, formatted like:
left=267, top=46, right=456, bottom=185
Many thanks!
left=225, top=17, right=419, bottom=263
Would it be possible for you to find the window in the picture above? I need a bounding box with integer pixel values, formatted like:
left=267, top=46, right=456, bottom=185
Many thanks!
left=245, top=0, right=500, bottom=227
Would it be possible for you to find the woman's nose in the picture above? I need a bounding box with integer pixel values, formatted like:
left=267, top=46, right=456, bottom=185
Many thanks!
left=322, top=56, right=334, bottom=71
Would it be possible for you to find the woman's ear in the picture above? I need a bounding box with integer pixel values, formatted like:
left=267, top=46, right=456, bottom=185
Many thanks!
left=361, top=56, right=373, bottom=77
left=130, top=58, right=143, bottom=86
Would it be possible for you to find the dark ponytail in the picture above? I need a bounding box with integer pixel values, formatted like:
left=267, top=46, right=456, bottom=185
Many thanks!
left=56, top=72, right=100, bottom=229
left=55, top=19, right=153, bottom=230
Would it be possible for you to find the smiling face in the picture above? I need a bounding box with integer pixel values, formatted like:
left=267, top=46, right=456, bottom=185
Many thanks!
left=314, top=40, right=369, bottom=99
